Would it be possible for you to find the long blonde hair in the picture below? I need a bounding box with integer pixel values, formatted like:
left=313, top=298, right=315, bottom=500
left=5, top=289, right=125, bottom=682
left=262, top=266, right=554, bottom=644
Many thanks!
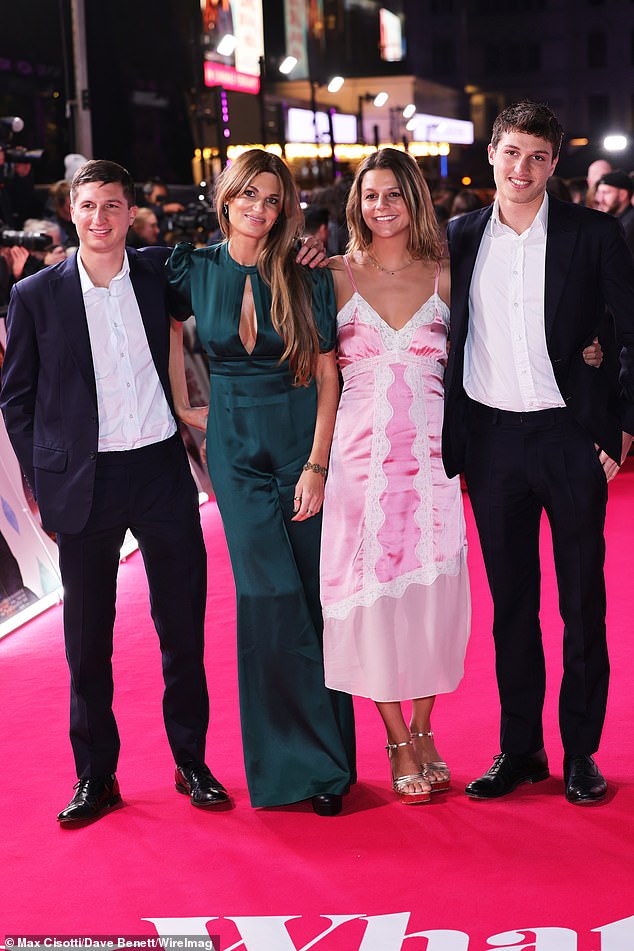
left=214, top=150, right=319, bottom=385
left=346, top=148, right=442, bottom=262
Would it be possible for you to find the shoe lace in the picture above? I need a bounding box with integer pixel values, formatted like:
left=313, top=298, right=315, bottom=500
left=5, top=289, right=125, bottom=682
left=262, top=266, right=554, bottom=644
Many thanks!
left=488, top=754, right=506, bottom=776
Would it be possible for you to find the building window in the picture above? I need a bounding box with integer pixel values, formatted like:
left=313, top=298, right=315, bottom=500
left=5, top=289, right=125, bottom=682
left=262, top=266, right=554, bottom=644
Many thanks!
left=432, top=38, right=456, bottom=74
left=588, top=94, right=610, bottom=132
left=587, top=30, right=607, bottom=68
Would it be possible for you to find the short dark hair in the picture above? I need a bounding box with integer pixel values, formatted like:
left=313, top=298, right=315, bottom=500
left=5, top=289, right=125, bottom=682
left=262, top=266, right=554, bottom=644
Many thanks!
left=303, top=204, right=329, bottom=234
left=491, top=101, right=563, bottom=158
left=70, top=159, right=136, bottom=206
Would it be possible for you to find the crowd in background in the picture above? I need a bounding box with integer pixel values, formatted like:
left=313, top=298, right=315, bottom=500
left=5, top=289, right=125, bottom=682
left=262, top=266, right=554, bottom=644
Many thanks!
left=4, top=147, right=634, bottom=315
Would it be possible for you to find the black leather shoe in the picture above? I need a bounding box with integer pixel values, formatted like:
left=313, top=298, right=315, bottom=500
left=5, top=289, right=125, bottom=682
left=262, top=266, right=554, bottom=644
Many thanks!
left=465, top=750, right=550, bottom=799
left=57, top=775, right=122, bottom=824
left=175, top=761, right=230, bottom=807
left=564, top=754, right=607, bottom=805
left=311, top=794, right=343, bottom=816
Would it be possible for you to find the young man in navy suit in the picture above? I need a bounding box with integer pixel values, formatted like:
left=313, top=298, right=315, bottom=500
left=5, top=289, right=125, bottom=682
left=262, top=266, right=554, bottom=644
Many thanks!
left=442, top=102, right=634, bottom=804
left=0, top=160, right=229, bottom=823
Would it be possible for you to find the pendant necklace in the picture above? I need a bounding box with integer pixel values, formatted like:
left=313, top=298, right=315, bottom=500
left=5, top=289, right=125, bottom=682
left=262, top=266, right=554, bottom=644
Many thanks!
left=366, top=250, right=417, bottom=275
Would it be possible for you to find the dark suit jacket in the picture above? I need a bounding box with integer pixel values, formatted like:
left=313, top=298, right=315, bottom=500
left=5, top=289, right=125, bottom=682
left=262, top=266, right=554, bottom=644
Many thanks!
left=0, top=246, right=177, bottom=534
left=442, top=196, right=634, bottom=478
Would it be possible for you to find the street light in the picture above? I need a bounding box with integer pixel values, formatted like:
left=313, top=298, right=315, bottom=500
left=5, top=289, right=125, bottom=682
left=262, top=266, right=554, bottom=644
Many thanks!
left=604, top=134, right=627, bottom=152
left=259, top=53, right=299, bottom=148
left=279, top=56, right=298, bottom=75
left=308, top=77, right=344, bottom=182
left=216, top=34, right=237, bottom=57
left=357, top=91, right=387, bottom=146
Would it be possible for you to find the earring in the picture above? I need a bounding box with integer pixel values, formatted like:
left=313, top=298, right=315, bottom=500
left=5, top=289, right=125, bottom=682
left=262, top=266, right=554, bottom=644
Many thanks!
left=222, top=203, right=229, bottom=218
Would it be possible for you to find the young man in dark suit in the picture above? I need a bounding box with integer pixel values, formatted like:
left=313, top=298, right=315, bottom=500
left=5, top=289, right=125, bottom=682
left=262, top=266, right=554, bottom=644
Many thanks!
left=442, top=102, right=634, bottom=805
left=0, top=160, right=229, bottom=823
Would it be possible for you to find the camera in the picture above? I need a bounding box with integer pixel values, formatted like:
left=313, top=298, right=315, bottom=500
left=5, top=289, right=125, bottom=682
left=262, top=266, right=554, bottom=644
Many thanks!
left=0, top=116, right=46, bottom=182
left=164, top=198, right=218, bottom=243
left=0, top=226, right=53, bottom=252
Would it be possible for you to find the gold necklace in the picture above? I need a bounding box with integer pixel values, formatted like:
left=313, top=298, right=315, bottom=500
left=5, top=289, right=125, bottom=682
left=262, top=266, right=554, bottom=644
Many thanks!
left=366, top=249, right=417, bottom=275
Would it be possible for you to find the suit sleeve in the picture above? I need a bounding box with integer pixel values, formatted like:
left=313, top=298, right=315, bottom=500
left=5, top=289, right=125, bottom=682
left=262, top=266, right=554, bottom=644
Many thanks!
left=0, top=281, right=39, bottom=493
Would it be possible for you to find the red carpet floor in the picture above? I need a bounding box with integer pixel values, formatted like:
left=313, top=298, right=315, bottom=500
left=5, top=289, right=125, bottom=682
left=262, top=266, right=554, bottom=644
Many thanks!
left=2, top=464, right=634, bottom=951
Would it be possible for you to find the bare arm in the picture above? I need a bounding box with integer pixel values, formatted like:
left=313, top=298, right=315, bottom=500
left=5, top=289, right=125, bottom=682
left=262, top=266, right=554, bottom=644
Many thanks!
left=168, top=318, right=208, bottom=432
left=292, top=348, right=340, bottom=521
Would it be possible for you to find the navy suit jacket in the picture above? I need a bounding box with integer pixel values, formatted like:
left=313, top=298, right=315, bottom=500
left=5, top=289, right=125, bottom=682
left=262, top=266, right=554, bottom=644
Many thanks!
left=0, top=246, right=178, bottom=534
left=442, top=196, right=634, bottom=478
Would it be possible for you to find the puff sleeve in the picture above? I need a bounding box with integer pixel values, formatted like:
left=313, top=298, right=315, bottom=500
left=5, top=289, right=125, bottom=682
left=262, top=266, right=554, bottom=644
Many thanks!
left=165, top=241, right=195, bottom=321
left=310, top=267, right=337, bottom=353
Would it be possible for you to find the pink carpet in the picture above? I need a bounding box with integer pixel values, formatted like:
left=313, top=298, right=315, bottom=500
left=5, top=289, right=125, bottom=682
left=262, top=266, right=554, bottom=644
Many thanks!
left=1, top=463, right=634, bottom=950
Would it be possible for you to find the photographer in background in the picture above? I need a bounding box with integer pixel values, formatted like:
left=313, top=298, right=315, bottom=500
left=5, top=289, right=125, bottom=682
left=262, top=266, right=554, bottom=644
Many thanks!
left=6, top=219, right=65, bottom=281
left=142, top=178, right=184, bottom=242
left=45, top=180, right=79, bottom=250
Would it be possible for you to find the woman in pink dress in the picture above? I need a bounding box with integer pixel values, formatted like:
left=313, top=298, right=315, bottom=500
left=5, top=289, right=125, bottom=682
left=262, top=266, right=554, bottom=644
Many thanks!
left=320, top=149, right=469, bottom=804
left=320, top=149, right=604, bottom=805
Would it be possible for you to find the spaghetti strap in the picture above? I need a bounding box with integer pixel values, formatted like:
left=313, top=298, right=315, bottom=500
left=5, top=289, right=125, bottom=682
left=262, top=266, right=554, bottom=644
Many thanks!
left=433, top=261, right=440, bottom=297
left=343, top=254, right=359, bottom=294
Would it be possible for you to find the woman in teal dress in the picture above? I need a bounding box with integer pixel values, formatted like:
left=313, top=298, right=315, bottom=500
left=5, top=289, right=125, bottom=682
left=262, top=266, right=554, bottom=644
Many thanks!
left=167, top=150, right=356, bottom=814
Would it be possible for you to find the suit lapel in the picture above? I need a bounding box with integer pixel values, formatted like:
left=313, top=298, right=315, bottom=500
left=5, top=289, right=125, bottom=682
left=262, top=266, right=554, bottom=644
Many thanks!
left=50, top=253, right=98, bottom=406
left=451, top=206, right=492, bottom=345
left=544, top=197, right=578, bottom=342
left=127, top=249, right=170, bottom=398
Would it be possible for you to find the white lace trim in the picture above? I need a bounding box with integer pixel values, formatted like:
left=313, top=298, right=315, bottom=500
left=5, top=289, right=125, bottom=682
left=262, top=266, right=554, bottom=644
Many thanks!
left=362, top=360, right=394, bottom=586
left=336, top=291, right=450, bottom=349
left=323, top=552, right=466, bottom=620
left=404, top=361, right=434, bottom=567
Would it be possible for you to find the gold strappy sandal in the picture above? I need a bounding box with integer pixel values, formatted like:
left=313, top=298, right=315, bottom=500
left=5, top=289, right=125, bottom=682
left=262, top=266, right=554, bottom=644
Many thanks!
left=386, top=740, right=431, bottom=804
left=410, top=730, right=450, bottom=792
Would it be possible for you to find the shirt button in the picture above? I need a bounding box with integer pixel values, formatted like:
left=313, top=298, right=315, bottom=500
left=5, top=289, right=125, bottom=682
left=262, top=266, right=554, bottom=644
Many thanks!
left=89, top=451, right=97, bottom=460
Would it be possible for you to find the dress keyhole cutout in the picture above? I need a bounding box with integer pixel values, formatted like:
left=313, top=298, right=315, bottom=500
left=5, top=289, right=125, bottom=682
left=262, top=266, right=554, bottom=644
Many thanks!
left=238, top=276, right=258, bottom=355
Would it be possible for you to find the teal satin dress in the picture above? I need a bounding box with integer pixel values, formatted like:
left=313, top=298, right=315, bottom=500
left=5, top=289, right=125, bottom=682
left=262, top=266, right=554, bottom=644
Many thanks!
left=167, top=242, right=356, bottom=807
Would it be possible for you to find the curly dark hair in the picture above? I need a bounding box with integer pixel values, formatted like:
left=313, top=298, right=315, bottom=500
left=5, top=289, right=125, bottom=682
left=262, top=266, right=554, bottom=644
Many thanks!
left=491, top=101, right=563, bottom=158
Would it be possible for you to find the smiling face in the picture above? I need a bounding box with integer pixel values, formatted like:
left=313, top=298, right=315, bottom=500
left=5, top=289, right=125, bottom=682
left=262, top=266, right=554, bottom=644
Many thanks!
left=488, top=131, right=558, bottom=215
left=226, top=171, right=282, bottom=243
left=70, top=181, right=137, bottom=257
left=360, top=168, right=410, bottom=241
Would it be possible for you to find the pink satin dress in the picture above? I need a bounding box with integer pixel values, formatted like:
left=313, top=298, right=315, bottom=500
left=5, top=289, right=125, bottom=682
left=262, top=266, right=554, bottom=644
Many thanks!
left=321, top=257, right=471, bottom=702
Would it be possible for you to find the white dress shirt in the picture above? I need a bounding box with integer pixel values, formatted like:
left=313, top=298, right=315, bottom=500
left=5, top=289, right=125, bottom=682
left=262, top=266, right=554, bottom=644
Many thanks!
left=78, top=252, right=176, bottom=451
left=464, top=193, right=565, bottom=412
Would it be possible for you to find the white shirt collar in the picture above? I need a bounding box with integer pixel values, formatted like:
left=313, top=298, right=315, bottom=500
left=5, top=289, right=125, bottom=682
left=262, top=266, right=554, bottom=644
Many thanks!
left=77, top=250, right=130, bottom=295
left=489, top=191, right=549, bottom=237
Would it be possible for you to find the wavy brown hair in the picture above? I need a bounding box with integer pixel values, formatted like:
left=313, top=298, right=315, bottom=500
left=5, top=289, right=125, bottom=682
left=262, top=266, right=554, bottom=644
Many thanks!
left=214, top=150, right=318, bottom=385
left=346, top=148, right=442, bottom=262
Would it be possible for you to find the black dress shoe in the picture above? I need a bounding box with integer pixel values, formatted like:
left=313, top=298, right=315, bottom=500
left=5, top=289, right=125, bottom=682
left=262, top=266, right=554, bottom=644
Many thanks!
left=311, top=794, right=343, bottom=816
left=465, top=750, right=550, bottom=799
left=57, top=775, right=122, bottom=824
left=564, top=754, right=607, bottom=805
left=175, top=761, right=230, bottom=807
